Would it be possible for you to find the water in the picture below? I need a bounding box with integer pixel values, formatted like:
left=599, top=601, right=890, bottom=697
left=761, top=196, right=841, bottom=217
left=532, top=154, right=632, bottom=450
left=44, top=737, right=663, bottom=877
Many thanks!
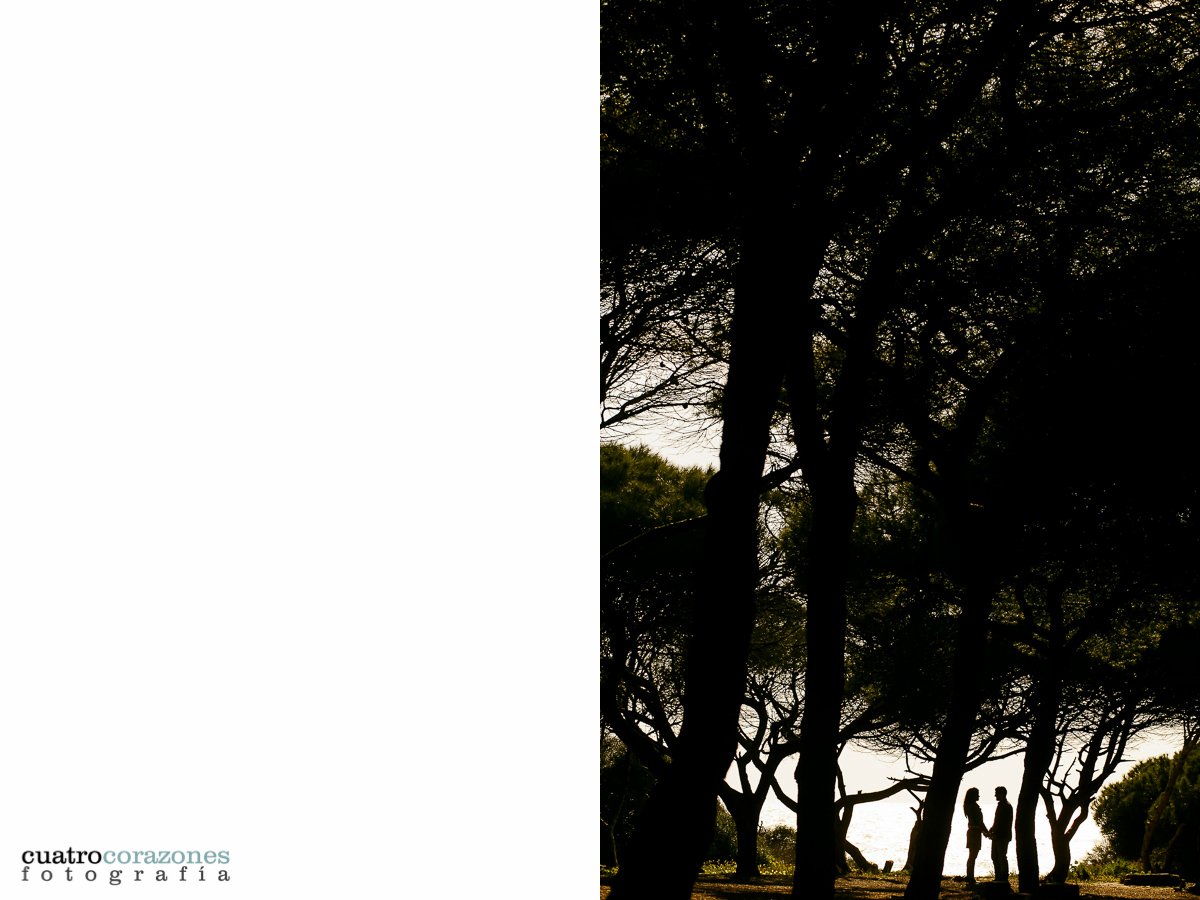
left=738, top=737, right=1188, bottom=876
left=759, top=796, right=1103, bottom=877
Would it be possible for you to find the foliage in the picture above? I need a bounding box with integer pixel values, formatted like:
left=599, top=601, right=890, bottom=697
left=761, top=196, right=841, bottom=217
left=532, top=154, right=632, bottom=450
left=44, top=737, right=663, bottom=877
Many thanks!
left=708, top=801, right=738, bottom=862
left=599, top=442, right=710, bottom=553
left=601, top=734, right=657, bottom=868
left=600, top=443, right=712, bottom=753
left=1093, top=751, right=1200, bottom=861
left=1069, top=841, right=1140, bottom=882
left=606, top=820, right=798, bottom=877
left=699, top=859, right=795, bottom=876
left=600, top=239, right=733, bottom=433
left=758, top=824, right=797, bottom=870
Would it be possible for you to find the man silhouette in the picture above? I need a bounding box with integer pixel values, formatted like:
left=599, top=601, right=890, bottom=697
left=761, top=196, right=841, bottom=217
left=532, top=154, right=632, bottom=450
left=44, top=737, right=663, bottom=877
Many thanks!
left=990, top=786, right=1013, bottom=883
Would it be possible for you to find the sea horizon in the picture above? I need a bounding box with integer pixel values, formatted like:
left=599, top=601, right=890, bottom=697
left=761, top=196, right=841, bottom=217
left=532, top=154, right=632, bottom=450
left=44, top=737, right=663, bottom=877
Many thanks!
left=756, top=794, right=1103, bottom=878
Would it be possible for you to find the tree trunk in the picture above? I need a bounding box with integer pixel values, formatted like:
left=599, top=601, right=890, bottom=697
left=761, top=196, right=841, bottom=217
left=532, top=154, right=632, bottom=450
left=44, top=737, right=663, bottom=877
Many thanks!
left=1139, top=736, right=1198, bottom=872
left=903, top=808, right=924, bottom=872
left=1047, top=816, right=1072, bottom=884
left=835, top=799, right=855, bottom=874
left=722, top=749, right=793, bottom=879
left=730, top=797, right=761, bottom=878
left=602, top=817, right=617, bottom=869
left=1016, top=677, right=1061, bottom=892
left=1164, top=821, right=1198, bottom=881
left=609, top=238, right=790, bottom=900
left=903, top=588, right=994, bottom=900
left=793, top=489, right=856, bottom=897
left=844, top=837, right=877, bottom=873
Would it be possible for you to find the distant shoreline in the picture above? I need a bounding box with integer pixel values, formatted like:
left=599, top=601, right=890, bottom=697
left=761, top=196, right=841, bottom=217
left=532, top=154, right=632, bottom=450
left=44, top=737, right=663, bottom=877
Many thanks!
left=755, top=797, right=1103, bottom=878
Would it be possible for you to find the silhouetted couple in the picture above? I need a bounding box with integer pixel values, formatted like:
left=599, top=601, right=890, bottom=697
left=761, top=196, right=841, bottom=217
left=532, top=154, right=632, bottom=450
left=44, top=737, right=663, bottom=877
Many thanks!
left=963, top=786, right=1013, bottom=885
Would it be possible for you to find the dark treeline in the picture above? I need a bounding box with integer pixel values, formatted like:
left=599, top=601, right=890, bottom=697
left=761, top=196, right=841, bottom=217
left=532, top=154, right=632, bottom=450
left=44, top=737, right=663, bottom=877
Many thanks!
left=600, top=2, right=1200, bottom=899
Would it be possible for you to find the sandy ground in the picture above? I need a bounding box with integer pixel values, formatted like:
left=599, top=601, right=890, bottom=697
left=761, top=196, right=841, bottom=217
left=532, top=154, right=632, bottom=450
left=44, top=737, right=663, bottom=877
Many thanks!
left=598, top=874, right=1194, bottom=899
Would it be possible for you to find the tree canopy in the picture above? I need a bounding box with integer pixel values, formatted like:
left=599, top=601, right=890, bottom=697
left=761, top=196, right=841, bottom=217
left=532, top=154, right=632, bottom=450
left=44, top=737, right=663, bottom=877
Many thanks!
left=600, top=2, right=1200, bottom=897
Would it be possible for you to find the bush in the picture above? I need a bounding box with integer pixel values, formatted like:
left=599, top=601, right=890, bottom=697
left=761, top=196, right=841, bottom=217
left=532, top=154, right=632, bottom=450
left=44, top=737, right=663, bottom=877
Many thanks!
left=708, top=802, right=739, bottom=861
left=1094, top=756, right=1174, bottom=860
left=1092, top=748, right=1200, bottom=873
left=1070, top=840, right=1139, bottom=881
left=758, top=824, right=797, bottom=868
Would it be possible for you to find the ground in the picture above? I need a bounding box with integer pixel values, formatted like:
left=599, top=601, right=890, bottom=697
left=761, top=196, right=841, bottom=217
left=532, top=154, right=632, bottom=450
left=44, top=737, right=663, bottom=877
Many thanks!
left=598, top=874, right=1193, bottom=900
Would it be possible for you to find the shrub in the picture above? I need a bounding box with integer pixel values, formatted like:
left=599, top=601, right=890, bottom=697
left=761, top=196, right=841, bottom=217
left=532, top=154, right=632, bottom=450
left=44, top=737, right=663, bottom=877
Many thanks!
left=758, top=824, right=797, bottom=868
left=707, top=802, right=738, bottom=861
left=1070, top=840, right=1139, bottom=881
left=1093, top=750, right=1200, bottom=866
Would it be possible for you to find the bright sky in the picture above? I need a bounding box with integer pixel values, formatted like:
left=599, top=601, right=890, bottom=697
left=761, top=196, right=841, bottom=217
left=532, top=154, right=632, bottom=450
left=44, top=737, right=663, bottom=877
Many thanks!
left=751, top=729, right=1182, bottom=827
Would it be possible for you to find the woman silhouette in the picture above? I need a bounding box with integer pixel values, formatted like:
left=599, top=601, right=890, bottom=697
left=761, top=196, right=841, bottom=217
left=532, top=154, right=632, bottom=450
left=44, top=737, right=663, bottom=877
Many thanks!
left=963, top=787, right=991, bottom=884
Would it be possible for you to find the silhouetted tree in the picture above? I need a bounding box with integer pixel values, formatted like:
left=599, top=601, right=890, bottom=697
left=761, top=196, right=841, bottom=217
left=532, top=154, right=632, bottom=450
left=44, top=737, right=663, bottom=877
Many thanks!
left=1038, top=687, right=1153, bottom=883
left=601, top=443, right=805, bottom=877
left=602, top=2, right=1200, bottom=897
left=601, top=239, right=732, bottom=433
left=603, top=3, right=1061, bottom=891
left=601, top=444, right=706, bottom=779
